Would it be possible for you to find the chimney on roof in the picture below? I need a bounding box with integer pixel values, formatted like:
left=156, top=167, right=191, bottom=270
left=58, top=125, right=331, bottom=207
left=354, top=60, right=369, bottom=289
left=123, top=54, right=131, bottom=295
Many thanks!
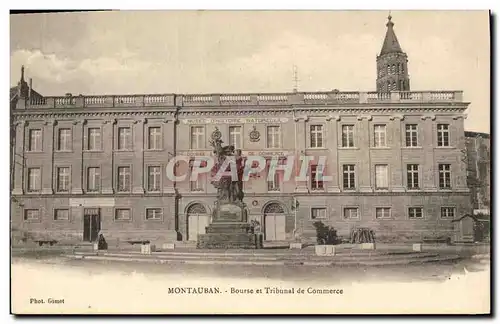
left=65, top=93, right=72, bottom=97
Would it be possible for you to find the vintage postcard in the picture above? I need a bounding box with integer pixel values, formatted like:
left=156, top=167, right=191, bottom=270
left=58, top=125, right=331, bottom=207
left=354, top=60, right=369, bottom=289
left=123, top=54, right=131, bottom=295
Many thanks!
left=10, top=10, right=491, bottom=315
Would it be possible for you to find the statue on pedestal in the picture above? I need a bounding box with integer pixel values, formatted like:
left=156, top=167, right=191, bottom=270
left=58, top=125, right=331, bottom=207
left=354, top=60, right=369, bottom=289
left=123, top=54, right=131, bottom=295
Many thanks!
left=209, top=127, right=245, bottom=205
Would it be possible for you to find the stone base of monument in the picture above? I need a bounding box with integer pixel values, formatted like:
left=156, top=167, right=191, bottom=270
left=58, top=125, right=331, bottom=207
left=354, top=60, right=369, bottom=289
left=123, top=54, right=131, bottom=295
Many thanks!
left=197, top=225, right=263, bottom=249
left=196, top=202, right=263, bottom=249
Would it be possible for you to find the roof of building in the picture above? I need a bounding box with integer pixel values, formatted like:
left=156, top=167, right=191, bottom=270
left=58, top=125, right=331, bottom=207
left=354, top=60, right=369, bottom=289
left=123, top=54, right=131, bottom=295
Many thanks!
left=465, top=131, right=490, bottom=139
left=10, top=66, right=43, bottom=104
left=380, top=15, right=404, bottom=56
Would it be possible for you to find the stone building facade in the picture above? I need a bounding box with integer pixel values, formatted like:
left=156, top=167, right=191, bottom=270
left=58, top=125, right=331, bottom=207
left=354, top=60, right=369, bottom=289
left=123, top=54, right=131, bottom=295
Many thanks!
left=464, top=131, right=490, bottom=214
left=10, top=16, right=472, bottom=246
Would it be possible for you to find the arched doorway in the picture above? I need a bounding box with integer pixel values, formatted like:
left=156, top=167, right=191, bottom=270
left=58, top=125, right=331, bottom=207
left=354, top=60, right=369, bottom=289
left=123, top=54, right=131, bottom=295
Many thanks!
left=186, top=203, right=210, bottom=241
left=263, top=202, right=286, bottom=241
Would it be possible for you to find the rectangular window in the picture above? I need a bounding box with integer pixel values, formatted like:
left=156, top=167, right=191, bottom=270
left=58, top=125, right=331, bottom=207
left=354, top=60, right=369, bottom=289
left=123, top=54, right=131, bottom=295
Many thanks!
left=229, top=126, right=242, bottom=149
left=190, top=126, right=204, bottom=149
left=117, top=166, right=131, bottom=192
left=24, top=209, right=39, bottom=221
left=373, top=125, right=387, bottom=147
left=190, top=162, right=204, bottom=192
left=343, top=164, right=356, bottom=190
left=343, top=207, right=359, bottom=219
left=376, top=207, right=391, bottom=219
left=310, top=165, right=324, bottom=190
left=342, top=125, right=355, bottom=147
left=266, top=126, right=281, bottom=148
left=440, top=207, right=455, bottom=219
left=87, top=167, right=101, bottom=192
left=408, top=207, right=423, bottom=219
left=118, top=127, right=132, bottom=150
left=88, top=128, right=101, bottom=151
left=311, top=207, right=327, bottom=220
left=54, top=209, right=69, bottom=221
left=310, top=125, right=324, bottom=148
left=405, top=124, right=418, bottom=147
left=375, top=164, right=389, bottom=189
left=27, top=167, right=41, bottom=192
left=146, top=208, right=162, bottom=220
left=439, top=164, right=452, bottom=189
left=267, top=167, right=280, bottom=192
left=57, top=128, right=72, bottom=151
left=407, top=164, right=419, bottom=189
left=57, top=167, right=70, bottom=192
left=115, top=208, right=131, bottom=220
left=29, top=129, right=42, bottom=151
left=437, top=124, right=450, bottom=147
left=148, top=127, right=162, bottom=150
left=147, top=166, right=161, bottom=192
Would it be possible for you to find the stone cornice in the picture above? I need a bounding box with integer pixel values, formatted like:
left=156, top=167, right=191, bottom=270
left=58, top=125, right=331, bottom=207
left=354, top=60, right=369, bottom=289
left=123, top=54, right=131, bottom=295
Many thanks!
left=356, top=115, right=373, bottom=121
left=421, top=114, right=437, bottom=121
left=12, top=107, right=468, bottom=121
left=325, top=115, right=341, bottom=121
left=389, top=114, right=405, bottom=121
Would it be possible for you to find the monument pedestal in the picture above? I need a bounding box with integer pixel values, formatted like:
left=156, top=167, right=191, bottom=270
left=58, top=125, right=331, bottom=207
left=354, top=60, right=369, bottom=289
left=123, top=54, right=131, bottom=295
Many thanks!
left=197, top=202, right=263, bottom=249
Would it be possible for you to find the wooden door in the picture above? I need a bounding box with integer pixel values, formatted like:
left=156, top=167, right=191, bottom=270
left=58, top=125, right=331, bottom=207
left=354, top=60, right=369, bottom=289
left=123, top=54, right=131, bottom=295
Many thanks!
left=265, top=215, right=276, bottom=241
left=275, top=215, right=286, bottom=241
left=188, top=215, right=199, bottom=241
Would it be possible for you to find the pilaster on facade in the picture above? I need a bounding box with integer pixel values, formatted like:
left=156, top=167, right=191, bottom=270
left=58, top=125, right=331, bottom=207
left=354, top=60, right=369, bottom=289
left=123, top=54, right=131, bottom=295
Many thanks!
left=389, top=114, right=405, bottom=192
left=132, top=118, right=146, bottom=194
left=41, top=120, right=56, bottom=195
left=326, top=115, right=340, bottom=193
left=71, top=119, right=84, bottom=194
left=357, top=115, right=373, bottom=192
left=12, top=120, right=26, bottom=195
left=294, top=115, right=309, bottom=193
left=101, top=119, right=116, bottom=194
left=162, top=116, right=176, bottom=194
left=421, top=115, right=438, bottom=191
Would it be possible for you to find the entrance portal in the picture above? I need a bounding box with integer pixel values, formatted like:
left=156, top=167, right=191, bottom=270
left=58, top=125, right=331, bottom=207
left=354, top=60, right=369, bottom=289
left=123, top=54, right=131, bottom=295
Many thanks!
left=186, top=203, right=210, bottom=241
left=83, top=208, right=101, bottom=242
left=264, top=203, right=286, bottom=241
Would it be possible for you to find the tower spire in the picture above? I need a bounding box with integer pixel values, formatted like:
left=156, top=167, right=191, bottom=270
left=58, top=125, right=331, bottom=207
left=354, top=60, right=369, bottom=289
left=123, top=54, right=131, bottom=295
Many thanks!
left=380, top=13, right=402, bottom=55
left=376, top=13, right=410, bottom=92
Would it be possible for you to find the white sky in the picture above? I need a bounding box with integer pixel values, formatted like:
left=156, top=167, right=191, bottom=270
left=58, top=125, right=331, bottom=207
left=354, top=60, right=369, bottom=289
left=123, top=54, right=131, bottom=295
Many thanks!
left=9, top=10, right=490, bottom=133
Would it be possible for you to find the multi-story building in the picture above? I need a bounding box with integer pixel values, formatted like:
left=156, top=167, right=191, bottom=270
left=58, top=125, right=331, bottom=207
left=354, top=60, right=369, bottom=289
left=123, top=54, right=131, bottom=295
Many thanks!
left=10, top=16, right=471, bottom=246
left=464, top=131, right=490, bottom=215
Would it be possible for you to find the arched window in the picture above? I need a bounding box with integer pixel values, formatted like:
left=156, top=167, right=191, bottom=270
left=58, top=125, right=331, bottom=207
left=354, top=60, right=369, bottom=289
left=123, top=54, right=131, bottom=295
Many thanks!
left=392, top=82, right=396, bottom=91
left=391, top=64, right=395, bottom=74
left=401, top=64, right=405, bottom=74
left=264, top=203, right=284, bottom=214
left=387, top=64, right=391, bottom=75
left=387, top=80, right=391, bottom=91
left=187, top=203, right=207, bottom=214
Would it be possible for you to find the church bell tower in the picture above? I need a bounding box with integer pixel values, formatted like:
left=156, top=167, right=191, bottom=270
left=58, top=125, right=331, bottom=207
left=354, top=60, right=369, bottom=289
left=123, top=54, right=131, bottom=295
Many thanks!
left=376, top=14, right=410, bottom=92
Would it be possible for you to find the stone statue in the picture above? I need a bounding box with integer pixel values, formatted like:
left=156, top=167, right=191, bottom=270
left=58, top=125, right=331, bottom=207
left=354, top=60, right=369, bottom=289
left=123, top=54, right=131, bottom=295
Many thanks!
left=209, top=127, right=244, bottom=204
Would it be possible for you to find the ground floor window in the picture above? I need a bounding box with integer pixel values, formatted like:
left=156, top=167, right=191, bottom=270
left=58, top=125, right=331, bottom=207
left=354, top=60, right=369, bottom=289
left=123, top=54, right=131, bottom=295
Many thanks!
left=311, top=207, right=327, bottom=220
left=146, top=208, right=163, bottom=220
left=343, top=207, right=359, bottom=219
left=375, top=207, right=391, bottom=219
left=24, top=209, right=40, bottom=221
left=115, top=208, right=131, bottom=221
left=440, top=207, right=455, bottom=219
left=54, top=209, right=69, bottom=221
left=408, top=207, right=423, bottom=219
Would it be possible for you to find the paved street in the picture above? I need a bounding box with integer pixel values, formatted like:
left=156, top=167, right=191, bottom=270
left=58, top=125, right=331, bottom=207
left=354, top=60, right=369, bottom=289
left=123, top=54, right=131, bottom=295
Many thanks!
left=11, top=245, right=490, bottom=284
